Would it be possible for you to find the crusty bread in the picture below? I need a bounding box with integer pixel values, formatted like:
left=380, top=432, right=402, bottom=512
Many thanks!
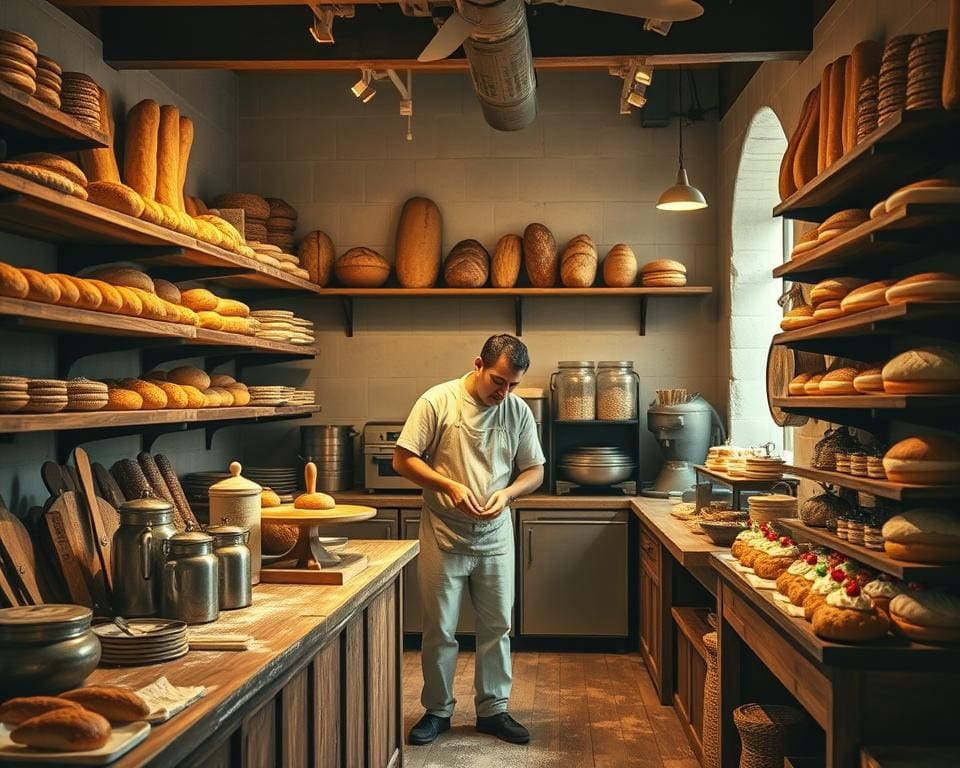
left=810, top=277, right=867, bottom=305
left=49, top=274, right=80, bottom=307
left=118, top=378, right=167, bottom=409
left=13, top=153, right=87, bottom=188
left=335, top=247, right=390, bottom=287
left=155, top=105, right=181, bottom=211
left=84, top=266, right=155, bottom=294
left=883, top=435, right=960, bottom=483
left=166, top=365, right=211, bottom=391
left=602, top=243, right=638, bottom=287
left=86, top=181, right=145, bottom=218
left=0, top=261, right=29, bottom=299
left=0, top=697, right=81, bottom=726
left=152, top=278, right=181, bottom=305
left=844, top=40, right=882, bottom=152
left=780, top=86, right=816, bottom=199
left=180, top=287, right=219, bottom=311
left=523, top=223, right=558, bottom=287
left=114, top=286, right=143, bottom=317
left=197, top=310, right=225, bottom=330
left=295, top=491, right=336, bottom=510
left=298, top=230, right=335, bottom=287
left=177, top=115, right=193, bottom=213
left=77, top=86, right=121, bottom=184
left=793, top=85, right=822, bottom=190
left=21, top=268, right=61, bottom=304
left=491, top=233, right=523, bottom=288
left=444, top=239, right=489, bottom=288
left=215, top=298, right=250, bottom=318
left=123, top=99, right=161, bottom=200
left=10, top=708, right=111, bottom=752
left=261, top=488, right=282, bottom=507
left=60, top=686, right=150, bottom=723
left=263, top=521, right=299, bottom=553
left=394, top=196, right=442, bottom=288
left=826, top=56, right=848, bottom=167
left=817, top=61, right=833, bottom=174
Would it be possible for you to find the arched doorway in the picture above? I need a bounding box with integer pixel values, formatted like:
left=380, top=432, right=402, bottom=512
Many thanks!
left=729, top=107, right=788, bottom=451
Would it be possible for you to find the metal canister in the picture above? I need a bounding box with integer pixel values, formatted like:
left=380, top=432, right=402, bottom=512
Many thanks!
left=208, top=462, right=262, bottom=584
left=160, top=531, right=219, bottom=625
left=113, top=497, right=178, bottom=617
left=208, top=524, right=252, bottom=610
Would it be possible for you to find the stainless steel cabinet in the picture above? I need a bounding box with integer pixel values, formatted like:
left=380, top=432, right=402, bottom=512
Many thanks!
left=401, top=512, right=476, bottom=634
left=519, top=510, right=628, bottom=637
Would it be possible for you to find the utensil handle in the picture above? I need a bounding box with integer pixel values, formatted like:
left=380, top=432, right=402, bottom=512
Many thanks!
left=76, top=448, right=113, bottom=592
left=304, top=461, right=317, bottom=495
left=140, top=529, right=153, bottom=581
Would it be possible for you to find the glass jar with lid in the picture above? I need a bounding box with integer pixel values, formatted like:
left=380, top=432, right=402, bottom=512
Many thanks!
left=596, top=361, right=639, bottom=420
left=551, top=361, right=596, bottom=420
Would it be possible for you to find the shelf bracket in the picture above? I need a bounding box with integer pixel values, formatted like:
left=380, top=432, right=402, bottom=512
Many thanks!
left=638, top=296, right=648, bottom=336
left=340, top=297, right=354, bottom=337
left=515, top=296, right=523, bottom=336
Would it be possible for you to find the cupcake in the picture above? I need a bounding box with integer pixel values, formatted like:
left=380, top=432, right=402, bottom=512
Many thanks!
left=889, top=590, right=960, bottom=645
left=754, top=536, right=801, bottom=580
left=812, top=580, right=890, bottom=642
left=862, top=574, right=908, bottom=617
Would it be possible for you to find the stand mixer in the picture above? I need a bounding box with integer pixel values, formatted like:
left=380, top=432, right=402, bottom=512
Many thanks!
left=642, top=394, right=725, bottom=498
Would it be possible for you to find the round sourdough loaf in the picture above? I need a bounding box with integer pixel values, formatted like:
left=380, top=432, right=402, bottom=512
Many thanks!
left=523, top=223, right=557, bottom=287
left=335, top=247, right=390, bottom=287
left=560, top=234, right=597, bottom=288
left=395, top=196, right=442, bottom=288
left=444, top=239, right=489, bottom=288
left=167, top=366, right=211, bottom=391
left=491, top=233, right=522, bottom=288
left=883, top=435, right=960, bottom=483
left=602, top=243, right=638, bottom=287
left=83, top=266, right=154, bottom=294
left=882, top=345, right=960, bottom=393
left=298, top=230, right=335, bottom=287
left=882, top=509, right=960, bottom=563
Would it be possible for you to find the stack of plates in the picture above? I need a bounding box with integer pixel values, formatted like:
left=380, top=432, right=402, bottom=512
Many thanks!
left=289, top=390, right=316, bottom=406
left=181, top=471, right=231, bottom=503
left=744, top=456, right=785, bottom=480
left=248, top=386, right=296, bottom=406
left=705, top=445, right=744, bottom=473
left=0, top=376, right=29, bottom=414
left=250, top=310, right=315, bottom=345
left=747, top=493, right=797, bottom=524
left=94, top=620, right=189, bottom=666
left=244, top=466, right=299, bottom=496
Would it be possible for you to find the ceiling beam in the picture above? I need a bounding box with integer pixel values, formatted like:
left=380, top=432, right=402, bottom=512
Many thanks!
left=93, top=1, right=810, bottom=71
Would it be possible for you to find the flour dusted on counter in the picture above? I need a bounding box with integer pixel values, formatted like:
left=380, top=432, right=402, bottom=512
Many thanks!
left=136, top=676, right=205, bottom=723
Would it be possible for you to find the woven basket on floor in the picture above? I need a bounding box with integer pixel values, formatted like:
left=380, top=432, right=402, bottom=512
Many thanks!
left=702, top=632, right=720, bottom=768
left=733, top=703, right=805, bottom=768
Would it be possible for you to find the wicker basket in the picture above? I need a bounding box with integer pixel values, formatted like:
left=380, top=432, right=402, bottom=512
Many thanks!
left=812, top=426, right=862, bottom=471
left=733, top=703, right=805, bottom=768
left=798, top=490, right=850, bottom=528
left=702, top=632, right=720, bottom=768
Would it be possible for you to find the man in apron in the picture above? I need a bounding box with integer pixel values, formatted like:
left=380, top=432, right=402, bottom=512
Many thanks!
left=394, top=334, right=545, bottom=746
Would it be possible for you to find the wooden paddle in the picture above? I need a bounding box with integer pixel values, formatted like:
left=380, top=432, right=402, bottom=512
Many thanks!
left=0, top=500, right=43, bottom=605
left=43, top=492, right=101, bottom=611
left=75, top=447, right=114, bottom=593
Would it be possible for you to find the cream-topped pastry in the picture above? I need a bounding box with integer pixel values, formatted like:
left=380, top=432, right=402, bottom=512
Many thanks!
left=826, top=587, right=874, bottom=612
left=863, top=577, right=908, bottom=601
left=787, top=558, right=815, bottom=577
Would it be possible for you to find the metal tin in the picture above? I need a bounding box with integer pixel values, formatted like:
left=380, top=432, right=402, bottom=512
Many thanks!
left=113, top=497, right=178, bottom=617
left=209, top=525, right=252, bottom=610
left=0, top=605, right=100, bottom=696
left=208, top=462, right=262, bottom=584
left=161, top=532, right=219, bottom=624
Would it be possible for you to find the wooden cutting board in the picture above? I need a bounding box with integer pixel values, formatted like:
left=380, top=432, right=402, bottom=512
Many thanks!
left=0, top=502, right=42, bottom=605
left=43, top=492, right=99, bottom=610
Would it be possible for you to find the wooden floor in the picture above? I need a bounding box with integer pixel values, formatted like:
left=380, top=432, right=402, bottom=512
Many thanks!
left=402, top=651, right=699, bottom=768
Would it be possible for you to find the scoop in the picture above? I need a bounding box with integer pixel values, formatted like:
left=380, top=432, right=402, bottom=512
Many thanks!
left=294, top=461, right=336, bottom=510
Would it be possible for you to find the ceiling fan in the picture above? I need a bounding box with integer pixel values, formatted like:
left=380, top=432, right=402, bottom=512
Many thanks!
left=413, top=0, right=703, bottom=130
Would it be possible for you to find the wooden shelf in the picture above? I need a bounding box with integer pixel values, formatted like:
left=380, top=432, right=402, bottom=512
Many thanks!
left=324, top=285, right=712, bottom=337
left=712, top=552, right=960, bottom=669
left=773, top=203, right=960, bottom=281
left=0, top=169, right=320, bottom=294
left=0, top=297, right=317, bottom=357
left=694, top=464, right=793, bottom=490
left=771, top=395, right=960, bottom=431
left=773, top=109, right=960, bottom=221
left=777, top=518, right=960, bottom=585
left=0, top=79, right=110, bottom=150
left=0, top=404, right=319, bottom=435
left=782, top=463, right=960, bottom=502
left=861, top=744, right=960, bottom=768
left=671, top=606, right=714, bottom=662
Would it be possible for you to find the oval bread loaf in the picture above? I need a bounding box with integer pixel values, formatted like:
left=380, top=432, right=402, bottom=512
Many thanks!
left=395, top=196, right=442, bottom=288
left=215, top=298, right=250, bottom=318
left=793, top=84, right=821, bottom=188
left=0, top=261, right=29, bottom=299
left=602, top=244, right=638, bottom=287
left=10, top=708, right=111, bottom=752
left=523, top=223, right=558, bottom=287
left=21, top=269, right=61, bottom=304
left=49, top=274, right=80, bottom=306
left=167, top=366, right=211, bottom=391
left=444, top=239, right=489, bottom=288
left=560, top=234, right=598, bottom=288
left=491, top=233, right=522, bottom=288
left=85, top=280, right=123, bottom=313
left=83, top=266, right=154, bottom=294
left=180, top=287, right=219, bottom=311
left=60, top=686, right=150, bottom=723
left=298, top=230, right=335, bottom=287
left=0, top=697, right=82, bottom=726
left=152, top=278, right=181, bottom=305
left=335, top=247, right=390, bottom=287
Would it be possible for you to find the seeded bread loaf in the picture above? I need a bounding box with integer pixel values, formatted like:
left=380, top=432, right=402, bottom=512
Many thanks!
left=444, top=239, right=489, bottom=288
left=491, top=233, right=522, bottom=288
left=523, top=223, right=557, bottom=287
left=395, top=196, right=442, bottom=288
left=123, top=99, right=161, bottom=200
left=298, top=230, right=335, bottom=286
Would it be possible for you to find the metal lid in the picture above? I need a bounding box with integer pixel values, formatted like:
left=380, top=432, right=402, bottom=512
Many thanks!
left=558, top=361, right=595, bottom=368
left=208, top=462, right=262, bottom=497
left=118, top=495, right=174, bottom=526
left=598, top=360, right=634, bottom=368
left=207, top=525, right=248, bottom=547
left=0, top=605, right=92, bottom=644
left=167, top=531, right=214, bottom=554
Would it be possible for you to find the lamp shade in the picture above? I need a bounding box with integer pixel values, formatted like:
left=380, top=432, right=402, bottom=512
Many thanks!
left=656, top=167, right=708, bottom=211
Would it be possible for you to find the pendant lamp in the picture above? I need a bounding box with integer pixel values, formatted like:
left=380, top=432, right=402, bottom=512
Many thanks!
left=657, top=69, right=708, bottom=211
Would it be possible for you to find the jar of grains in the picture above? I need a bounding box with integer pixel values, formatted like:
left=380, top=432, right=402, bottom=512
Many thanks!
left=551, top=361, right=596, bottom=420
left=596, top=361, right=639, bottom=420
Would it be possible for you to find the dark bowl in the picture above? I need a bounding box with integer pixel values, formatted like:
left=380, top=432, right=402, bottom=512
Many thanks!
left=698, top=520, right=749, bottom=547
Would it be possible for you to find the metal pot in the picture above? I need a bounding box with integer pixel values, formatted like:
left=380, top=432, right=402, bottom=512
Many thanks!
left=559, top=462, right=636, bottom=486
left=113, top=496, right=178, bottom=617
left=0, top=605, right=100, bottom=696
left=208, top=462, right=262, bottom=584
left=161, top=531, right=220, bottom=625
left=209, top=525, right=252, bottom=610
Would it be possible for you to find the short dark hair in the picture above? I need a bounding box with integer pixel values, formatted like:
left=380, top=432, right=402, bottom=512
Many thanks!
left=480, top=334, right=530, bottom=372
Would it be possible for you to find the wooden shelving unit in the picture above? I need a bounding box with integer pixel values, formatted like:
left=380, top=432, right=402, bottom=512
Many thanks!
left=693, top=463, right=796, bottom=508
left=773, top=109, right=960, bottom=221
left=321, top=285, right=712, bottom=337
left=781, top=463, right=960, bottom=502
left=777, top=518, right=960, bottom=585
left=771, top=395, right=960, bottom=430
left=774, top=203, right=960, bottom=282
left=0, top=79, right=110, bottom=150
left=671, top=606, right=713, bottom=662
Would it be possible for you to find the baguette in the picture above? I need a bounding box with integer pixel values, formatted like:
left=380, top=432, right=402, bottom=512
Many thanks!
left=826, top=55, right=848, bottom=167
left=946, top=0, right=960, bottom=109
left=177, top=115, right=194, bottom=213
left=155, top=105, right=181, bottom=211
left=78, top=87, right=121, bottom=184
left=843, top=40, right=882, bottom=151
left=60, top=686, right=151, bottom=723
left=122, top=99, right=160, bottom=200
left=10, top=709, right=111, bottom=752
left=0, top=697, right=81, bottom=726
left=793, top=85, right=821, bottom=189
left=817, top=61, right=833, bottom=174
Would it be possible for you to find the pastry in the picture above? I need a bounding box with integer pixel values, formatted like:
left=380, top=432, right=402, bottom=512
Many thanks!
left=889, top=590, right=960, bottom=644
left=819, top=367, right=860, bottom=395
left=882, top=508, right=960, bottom=562
left=0, top=696, right=81, bottom=726
left=840, top=280, right=895, bottom=314
left=776, top=551, right=819, bottom=596
left=788, top=554, right=828, bottom=607
left=853, top=366, right=883, bottom=393
left=9, top=708, right=111, bottom=752
left=60, top=686, right=150, bottom=722
left=885, top=271, right=960, bottom=304
left=862, top=574, right=909, bottom=616
left=753, top=536, right=800, bottom=580
left=882, top=345, right=960, bottom=394
left=803, top=564, right=849, bottom=620
left=883, top=435, right=960, bottom=483
left=812, top=580, right=890, bottom=642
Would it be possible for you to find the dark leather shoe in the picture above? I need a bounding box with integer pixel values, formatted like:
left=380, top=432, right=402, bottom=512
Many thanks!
left=476, top=712, right=530, bottom=744
left=408, top=713, right=451, bottom=745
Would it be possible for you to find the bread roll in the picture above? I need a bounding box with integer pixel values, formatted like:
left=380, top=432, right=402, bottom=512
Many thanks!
left=395, top=196, right=442, bottom=288
left=10, top=708, right=111, bottom=752
left=817, top=62, right=833, bottom=174
left=298, top=230, right=335, bottom=287
left=812, top=300, right=844, bottom=322
left=810, top=277, right=867, bottom=305
left=177, top=115, right=193, bottom=213
left=819, top=367, right=860, bottom=395
left=167, top=366, right=211, bottom=391
left=840, top=280, right=894, bottom=314
left=335, top=247, right=390, bottom=287
left=209, top=374, right=236, bottom=387
left=780, top=86, right=816, bottom=199
left=444, top=239, right=489, bottom=288
left=882, top=345, right=960, bottom=394
left=780, top=304, right=816, bottom=331
left=261, top=488, right=282, bottom=507
left=602, top=243, right=638, bottom=287
left=803, top=373, right=824, bottom=394
left=793, top=85, right=821, bottom=189
left=843, top=40, right=882, bottom=152
left=0, top=697, right=81, bottom=726
left=826, top=56, right=847, bottom=167
left=853, top=366, right=883, bottom=393
left=491, top=233, right=522, bottom=288
left=883, top=435, right=960, bottom=484
left=886, top=272, right=960, bottom=304
left=882, top=509, right=960, bottom=563
left=523, top=223, right=558, bottom=287
left=123, top=99, right=161, bottom=200
left=60, top=686, right=150, bottom=723
left=155, top=105, right=181, bottom=210
left=945, top=0, right=960, bottom=109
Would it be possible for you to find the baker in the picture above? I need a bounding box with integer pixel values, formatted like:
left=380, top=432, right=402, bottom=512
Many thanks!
left=394, top=334, right=545, bottom=746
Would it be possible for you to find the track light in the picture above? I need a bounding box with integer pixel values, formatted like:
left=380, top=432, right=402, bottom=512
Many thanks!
left=643, top=18, right=673, bottom=37
left=350, top=68, right=376, bottom=102
left=627, top=83, right=647, bottom=109
left=308, top=4, right=355, bottom=45
left=634, top=64, right=654, bottom=86
left=611, top=58, right=652, bottom=115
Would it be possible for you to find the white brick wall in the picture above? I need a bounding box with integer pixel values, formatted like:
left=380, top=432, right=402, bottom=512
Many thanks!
left=237, top=70, right=723, bottom=477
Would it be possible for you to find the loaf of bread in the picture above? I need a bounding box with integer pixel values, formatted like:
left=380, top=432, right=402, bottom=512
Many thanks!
left=84, top=266, right=155, bottom=294
left=947, top=0, right=960, bottom=109
left=177, top=115, right=193, bottom=213
left=263, top=521, right=299, bottom=553
left=215, top=298, right=250, bottom=318
left=78, top=87, right=121, bottom=184
left=197, top=310, right=225, bottom=330
left=181, top=384, right=206, bottom=409
left=560, top=234, right=597, bottom=287
left=86, top=181, right=145, bottom=218
left=817, top=62, right=833, bottom=174
left=167, top=366, right=211, bottom=391
left=335, top=247, right=390, bottom=287
left=117, top=379, right=167, bottom=409
left=154, top=105, right=181, bottom=211
left=298, top=230, right=335, bottom=287
left=181, top=287, right=219, bottom=311
left=123, top=99, right=161, bottom=200
left=602, top=244, right=638, bottom=287
left=0, top=261, right=29, bottom=299
left=793, top=85, right=823, bottom=189
left=86, top=279, right=123, bottom=313
left=152, top=278, right=181, bottom=305
left=106, top=388, right=144, bottom=411
left=13, top=153, right=87, bottom=188
left=10, top=708, right=111, bottom=752
left=491, top=233, right=522, bottom=288
left=155, top=381, right=188, bottom=409
left=843, top=40, right=882, bottom=152
left=444, top=239, right=489, bottom=288
left=21, top=268, right=61, bottom=304
left=780, top=87, right=816, bottom=200
left=49, top=274, right=80, bottom=306
left=826, top=56, right=848, bottom=167
left=0, top=696, right=81, bottom=726
left=395, top=196, right=442, bottom=288
left=523, top=223, right=557, bottom=287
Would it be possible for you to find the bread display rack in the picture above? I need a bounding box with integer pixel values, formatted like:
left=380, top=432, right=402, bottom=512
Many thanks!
left=0, top=95, right=319, bottom=461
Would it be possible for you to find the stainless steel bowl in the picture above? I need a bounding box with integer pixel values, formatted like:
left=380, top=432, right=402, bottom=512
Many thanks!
left=559, top=462, right=636, bottom=486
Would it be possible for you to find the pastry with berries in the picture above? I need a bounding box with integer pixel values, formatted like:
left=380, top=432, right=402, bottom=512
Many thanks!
left=812, top=580, right=891, bottom=642
left=754, top=536, right=801, bottom=580
left=777, top=551, right=819, bottom=595
left=803, top=564, right=853, bottom=620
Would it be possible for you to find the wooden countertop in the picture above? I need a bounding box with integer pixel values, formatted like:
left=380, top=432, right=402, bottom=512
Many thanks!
left=629, top=498, right=726, bottom=568
left=87, top=540, right=418, bottom=767
left=334, top=491, right=634, bottom=510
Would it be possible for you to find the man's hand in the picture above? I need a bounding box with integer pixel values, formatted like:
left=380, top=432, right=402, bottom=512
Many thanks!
left=446, top=480, right=485, bottom=518
left=479, top=489, right=511, bottom=519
